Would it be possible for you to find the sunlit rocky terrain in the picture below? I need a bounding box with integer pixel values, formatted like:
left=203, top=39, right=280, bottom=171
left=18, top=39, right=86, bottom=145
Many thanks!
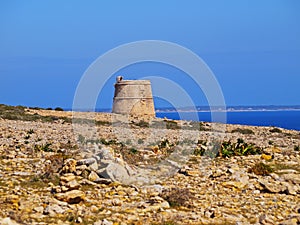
left=0, top=105, right=299, bottom=225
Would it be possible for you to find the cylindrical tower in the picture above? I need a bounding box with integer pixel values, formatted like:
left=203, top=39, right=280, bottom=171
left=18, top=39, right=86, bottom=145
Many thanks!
left=112, top=76, right=155, bottom=117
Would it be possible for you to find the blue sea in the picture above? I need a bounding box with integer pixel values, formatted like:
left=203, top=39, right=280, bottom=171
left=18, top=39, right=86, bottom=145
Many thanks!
left=156, top=110, right=300, bottom=131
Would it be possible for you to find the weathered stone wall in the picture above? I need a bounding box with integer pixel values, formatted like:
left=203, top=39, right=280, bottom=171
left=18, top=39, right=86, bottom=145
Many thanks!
left=112, top=77, right=155, bottom=117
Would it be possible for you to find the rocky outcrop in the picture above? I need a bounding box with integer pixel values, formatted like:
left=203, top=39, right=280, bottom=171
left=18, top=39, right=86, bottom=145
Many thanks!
left=0, top=111, right=299, bottom=224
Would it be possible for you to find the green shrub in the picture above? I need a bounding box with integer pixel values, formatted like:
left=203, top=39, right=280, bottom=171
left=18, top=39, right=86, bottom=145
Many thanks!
left=34, top=143, right=53, bottom=152
left=194, top=138, right=262, bottom=158
left=129, top=148, right=138, bottom=154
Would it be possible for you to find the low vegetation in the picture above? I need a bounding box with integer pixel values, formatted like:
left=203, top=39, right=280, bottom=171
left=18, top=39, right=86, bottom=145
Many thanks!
left=248, top=162, right=274, bottom=176
left=159, top=188, right=193, bottom=208
left=34, top=143, right=53, bottom=152
left=269, top=127, right=282, bottom=133
left=0, top=104, right=71, bottom=123
left=194, top=138, right=262, bottom=158
left=231, top=127, right=255, bottom=135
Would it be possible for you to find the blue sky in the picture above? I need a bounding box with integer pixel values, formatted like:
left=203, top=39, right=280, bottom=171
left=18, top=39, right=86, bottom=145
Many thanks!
left=0, top=0, right=299, bottom=109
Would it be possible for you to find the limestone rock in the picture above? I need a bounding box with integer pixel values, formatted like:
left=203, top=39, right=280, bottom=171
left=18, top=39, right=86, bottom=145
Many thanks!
left=94, top=219, right=113, bottom=225
left=0, top=217, right=21, bottom=225
left=77, top=158, right=96, bottom=166
left=258, top=179, right=286, bottom=193
left=55, top=190, right=85, bottom=204
left=222, top=181, right=246, bottom=190
left=43, top=204, right=65, bottom=216
left=60, top=173, right=76, bottom=183
left=65, top=179, right=81, bottom=191
left=88, top=171, right=100, bottom=182
left=279, top=218, right=298, bottom=225
left=281, top=173, right=300, bottom=184
left=97, top=162, right=134, bottom=184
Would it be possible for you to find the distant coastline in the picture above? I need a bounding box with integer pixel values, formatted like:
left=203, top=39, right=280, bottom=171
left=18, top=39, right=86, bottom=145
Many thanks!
left=154, top=105, right=300, bottom=113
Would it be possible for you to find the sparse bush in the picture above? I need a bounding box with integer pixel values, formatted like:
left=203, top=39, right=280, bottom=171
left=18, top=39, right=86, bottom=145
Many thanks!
left=194, top=138, right=262, bottom=158
left=160, top=188, right=193, bottom=208
left=100, top=138, right=120, bottom=146
left=138, top=139, right=144, bottom=144
left=35, top=143, right=53, bottom=152
left=193, top=140, right=207, bottom=156
left=231, top=128, right=254, bottom=135
left=24, top=135, right=30, bottom=140
left=0, top=104, right=71, bottom=123
left=54, top=107, right=64, bottom=111
left=27, top=129, right=34, bottom=134
left=134, top=120, right=149, bottom=128
left=96, top=120, right=111, bottom=126
left=193, top=147, right=206, bottom=156
left=165, top=120, right=180, bottom=129
left=294, top=145, right=300, bottom=151
left=269, top=127, right=282, bottom=133
left=77, top=134, right=85, bottom=144
left=159, top=139, right=170, bottom=149
left=129, top=147, right=138, bottom=154
left=248, top=162, right=274, bottom=176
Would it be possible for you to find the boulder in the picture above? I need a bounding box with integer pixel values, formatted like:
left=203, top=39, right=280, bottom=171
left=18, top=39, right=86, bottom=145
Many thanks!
left=97, top=162, right=134, bottom=184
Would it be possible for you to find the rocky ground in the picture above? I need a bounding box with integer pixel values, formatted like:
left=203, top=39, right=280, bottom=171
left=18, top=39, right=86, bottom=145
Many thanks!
left=0, top=106, right=300, bottom=225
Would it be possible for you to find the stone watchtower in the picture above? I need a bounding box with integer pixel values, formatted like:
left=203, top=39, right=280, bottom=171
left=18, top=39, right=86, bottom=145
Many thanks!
left=112, top=76, right=155, bottom=117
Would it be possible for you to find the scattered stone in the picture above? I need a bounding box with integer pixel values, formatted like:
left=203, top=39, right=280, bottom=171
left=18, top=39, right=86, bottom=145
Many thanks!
left=94, top=219, right=113, bottom=225
left=60, top=173, right=76, bottom=183
left=281, top=173, right=300, bottom=184
left=55, top=190, right=85, bottom=204
left=0, top=109, right=300, bottom=224
left=88, top=171, right=100, bottom=182
left=279, top=218, right=298, bottom=225
left=261, top=154, right=273, bottom=161
left=0, top=217, right=21, bottom=225
left=77, top=158, right=96, bottom=166
left=43, top=204, right=65, bottom=216
left=222, top=181, right=246, bottom=190
left=258, top=179, right=286, bottom=193
left=65, top=179, right=81, bottom=191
